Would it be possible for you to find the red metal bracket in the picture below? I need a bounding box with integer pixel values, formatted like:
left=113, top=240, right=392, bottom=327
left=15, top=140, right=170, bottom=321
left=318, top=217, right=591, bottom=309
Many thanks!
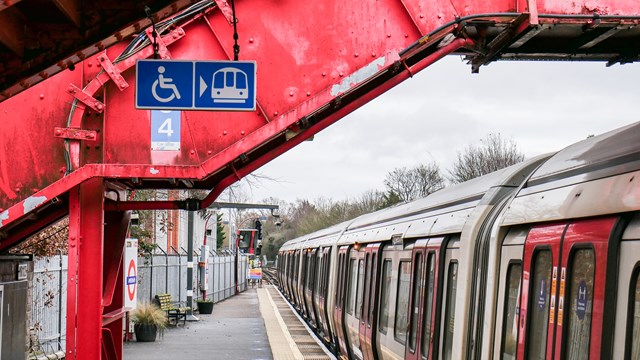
left=145, top=27, right=172, bottom=59
left=216, top=0, right=235, bottom=25
left=67, top=84, right=105, bottom=113
left=54, top=127, right=98, bottom=141
left=97, top=53, right=128, bottom=91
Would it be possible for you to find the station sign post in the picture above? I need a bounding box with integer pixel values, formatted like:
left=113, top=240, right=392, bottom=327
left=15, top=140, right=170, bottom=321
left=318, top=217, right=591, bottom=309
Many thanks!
left=124, top=238, right=138, bottom=310
left=199, top=245, right=209, bottom=292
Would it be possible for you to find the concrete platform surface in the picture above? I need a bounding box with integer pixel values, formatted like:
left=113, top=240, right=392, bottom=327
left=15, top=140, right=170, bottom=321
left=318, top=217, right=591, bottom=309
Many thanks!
left=123, top=288, right=273, bottom=360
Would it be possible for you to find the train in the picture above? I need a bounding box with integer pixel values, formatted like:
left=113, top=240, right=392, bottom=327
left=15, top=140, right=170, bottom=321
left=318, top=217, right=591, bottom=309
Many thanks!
left=276, top=121, right=640, bottom=360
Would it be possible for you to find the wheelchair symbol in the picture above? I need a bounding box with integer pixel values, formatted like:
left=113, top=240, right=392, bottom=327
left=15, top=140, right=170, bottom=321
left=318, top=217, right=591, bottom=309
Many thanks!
left=152, top=66, right=182, bottom=103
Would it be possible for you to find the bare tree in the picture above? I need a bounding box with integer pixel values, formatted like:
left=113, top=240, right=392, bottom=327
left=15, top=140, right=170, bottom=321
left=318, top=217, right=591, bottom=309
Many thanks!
left=448, top=133, right=525, bottom=184
left=384, top=162, right=445, bottom=202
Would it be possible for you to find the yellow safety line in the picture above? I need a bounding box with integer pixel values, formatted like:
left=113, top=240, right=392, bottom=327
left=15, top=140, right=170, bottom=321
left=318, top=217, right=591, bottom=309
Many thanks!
left=258, top=287, right=305, bottom=360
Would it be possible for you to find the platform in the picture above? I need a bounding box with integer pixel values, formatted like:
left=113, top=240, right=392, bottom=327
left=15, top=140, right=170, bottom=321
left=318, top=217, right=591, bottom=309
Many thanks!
left=123, top=285, right=333, bottom=360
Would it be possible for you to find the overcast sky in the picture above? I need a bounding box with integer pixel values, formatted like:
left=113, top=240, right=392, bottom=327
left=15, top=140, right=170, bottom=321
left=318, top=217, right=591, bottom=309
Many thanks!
left=242, top=57, right=640, bottom=203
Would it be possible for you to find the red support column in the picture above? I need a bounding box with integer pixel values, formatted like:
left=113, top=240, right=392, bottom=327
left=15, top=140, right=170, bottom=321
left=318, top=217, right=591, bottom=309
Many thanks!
left=66, top=178, right=105, bottom=359
left=102, top=209, right=129, bottom=360
left=66, top=187, right=80, bottom=360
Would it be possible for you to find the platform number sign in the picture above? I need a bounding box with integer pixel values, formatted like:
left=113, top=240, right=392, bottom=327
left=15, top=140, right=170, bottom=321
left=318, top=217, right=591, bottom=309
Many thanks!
left=151, top=110, right=180, bottom=151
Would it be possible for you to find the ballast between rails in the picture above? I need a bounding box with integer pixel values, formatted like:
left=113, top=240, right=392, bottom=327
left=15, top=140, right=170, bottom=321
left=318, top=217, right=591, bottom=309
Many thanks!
left=276, top=121, right=640, bottom=360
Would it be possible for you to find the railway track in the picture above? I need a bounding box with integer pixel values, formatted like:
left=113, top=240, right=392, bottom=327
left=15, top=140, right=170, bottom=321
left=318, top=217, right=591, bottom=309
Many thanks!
left=262, top=266, right=279, bottom=287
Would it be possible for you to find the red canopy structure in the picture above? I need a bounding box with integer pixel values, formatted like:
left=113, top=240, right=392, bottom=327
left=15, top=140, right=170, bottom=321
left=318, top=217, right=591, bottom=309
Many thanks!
left=0, top=0, right=639, bottom=358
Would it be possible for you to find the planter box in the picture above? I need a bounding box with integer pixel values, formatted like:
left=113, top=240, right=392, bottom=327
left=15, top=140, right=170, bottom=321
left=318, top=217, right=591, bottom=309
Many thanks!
left=134, top=323, right=158, bottom=342
left=197, top=301, right=213, bottom=314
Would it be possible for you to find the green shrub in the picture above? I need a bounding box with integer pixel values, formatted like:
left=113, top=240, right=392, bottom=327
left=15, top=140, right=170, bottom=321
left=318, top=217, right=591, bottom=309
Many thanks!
left=130, top=302, right=168, bottom=329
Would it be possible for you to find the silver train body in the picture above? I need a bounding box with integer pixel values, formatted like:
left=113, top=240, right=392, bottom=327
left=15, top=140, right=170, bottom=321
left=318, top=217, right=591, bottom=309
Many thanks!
left=277, top=121, right=640, bottom=360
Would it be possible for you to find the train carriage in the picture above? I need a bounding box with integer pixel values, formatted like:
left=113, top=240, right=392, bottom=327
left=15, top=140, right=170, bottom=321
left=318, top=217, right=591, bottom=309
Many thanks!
left=277, top=121, right=640, bottom=360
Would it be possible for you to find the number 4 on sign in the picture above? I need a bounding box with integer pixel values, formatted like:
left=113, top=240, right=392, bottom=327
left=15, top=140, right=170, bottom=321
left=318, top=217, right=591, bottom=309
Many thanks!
left=151, top=110, right=181, bottom=151
left=158, top=117, right=174, bottom=137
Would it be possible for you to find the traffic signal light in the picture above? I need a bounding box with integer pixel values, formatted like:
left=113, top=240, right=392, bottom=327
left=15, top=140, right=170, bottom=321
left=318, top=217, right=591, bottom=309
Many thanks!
left=254, top=219, right=262, bottom=239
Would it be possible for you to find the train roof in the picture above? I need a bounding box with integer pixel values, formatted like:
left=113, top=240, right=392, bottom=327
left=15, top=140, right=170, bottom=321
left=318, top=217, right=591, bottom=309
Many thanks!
left=503, top=121, right=640, bottom=225
left=279, top=220, right=352, bottom=251
left=280, top=154, right=550, bottom=252
left=336, top=155, right=549, bottom=244
left=526, top=121, right=640, bottom=188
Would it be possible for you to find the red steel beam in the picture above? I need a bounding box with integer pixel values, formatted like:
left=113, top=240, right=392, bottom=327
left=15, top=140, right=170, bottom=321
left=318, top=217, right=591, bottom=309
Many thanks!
left=66, top=179, right=105, bottom=360
left=65, top=187, right=80, bottom=360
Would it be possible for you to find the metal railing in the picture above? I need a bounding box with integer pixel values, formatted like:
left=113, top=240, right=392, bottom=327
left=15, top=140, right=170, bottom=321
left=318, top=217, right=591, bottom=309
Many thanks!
left=30, top=250, right=248, bottom=351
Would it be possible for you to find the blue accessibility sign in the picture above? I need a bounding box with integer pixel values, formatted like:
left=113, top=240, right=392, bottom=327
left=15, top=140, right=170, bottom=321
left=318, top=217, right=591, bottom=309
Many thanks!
left=136, top=59, right=256, bottom=111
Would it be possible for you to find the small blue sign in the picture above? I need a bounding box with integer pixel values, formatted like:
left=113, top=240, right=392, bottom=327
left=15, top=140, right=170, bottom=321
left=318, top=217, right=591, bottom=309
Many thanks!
left=151, top=110, right=181, bottom=151
left=136, top=60, right=194, bottom=109
left=126, top=276, right=137, bottom=285
left=136, top=59, right=256, bottom=111
left=576, top=280, right=587, bottom=320
left=538, top=279, right=547, bottom=310
left=194, top=61, right=256, bottom=111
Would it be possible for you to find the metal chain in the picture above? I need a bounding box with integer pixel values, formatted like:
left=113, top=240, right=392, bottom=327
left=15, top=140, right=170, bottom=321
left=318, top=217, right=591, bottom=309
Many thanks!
left=230, top=0, right=240, bottom=60
left=145, top=6, right=160, bottom=59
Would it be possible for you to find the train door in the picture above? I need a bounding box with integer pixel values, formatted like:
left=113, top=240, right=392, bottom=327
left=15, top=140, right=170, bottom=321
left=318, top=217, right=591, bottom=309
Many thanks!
left=284, top=253, right=291, bottom=298
left=439, top=237, right=460, bottom=360
left=318, top=247, right=333, bottom=343
left=346, top=246, right=366, bottom=359
left=492, top=227, right=528, bottom=360
left=293, top=250, right=302, bottom=309
left=406, top=237, right=442, bottom=360
left=516, top=217, right=617, bottom=360
left=359, top=243, right=382, bottom=360
left=313, top=248, right=324, bottom=333
left=297, top=250, right=307, bottom=313
left=613, top=214, right=640, bottom=359
left=334, top=246, right=352, bottom=359
left=375, top=242, right=411, bottom=360
left=304, top=249, right=318, bottom=325
left=288, top=252, right=295, bottom=301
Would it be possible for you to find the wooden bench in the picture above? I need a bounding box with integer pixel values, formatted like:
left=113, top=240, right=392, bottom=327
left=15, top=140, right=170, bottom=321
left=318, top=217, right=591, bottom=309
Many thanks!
left=154, top=293, right=190, bottom=326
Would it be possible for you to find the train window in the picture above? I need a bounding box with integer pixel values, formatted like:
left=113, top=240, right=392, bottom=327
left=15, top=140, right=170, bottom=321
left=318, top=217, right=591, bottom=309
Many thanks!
left=362, top=253, right=371, bottom=320
left=356, top=259, right=364, bottom=320
left=395, top=260, right=411, bottom=344
left=368, top=254, right=378, bottom=326
left=409, top=253, right=423, bottom=351
left=379, top=259, right=392, bottom=334
left=500, top=263, right=522, bottom=360
left=315, top=255, right=321, bottom=295
left=564, top=249, right=594, bottom=359
left=347, top=258, right=357, bottom=315
left=442, top=262, right=458, bottom=360
left=305, top=255, right=311, bottom=288
left=421, top=253, right=436, bottom=359
left=336, top=254, right=344, bottom=305
left=629, top=267, right=640, bottom=359
left=526, top=250, right=552, bottom=360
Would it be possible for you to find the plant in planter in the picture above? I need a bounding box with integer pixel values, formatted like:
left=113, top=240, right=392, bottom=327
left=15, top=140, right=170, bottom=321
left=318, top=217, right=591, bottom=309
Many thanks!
left=130, top=302, right=168, bottom=342
left=196, top=299, right=214, bottom=314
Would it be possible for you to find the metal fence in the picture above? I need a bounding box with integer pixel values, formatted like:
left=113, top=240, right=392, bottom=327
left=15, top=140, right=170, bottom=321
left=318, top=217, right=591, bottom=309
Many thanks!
left=137, top=249, right=248, bottom=303
left=31, top=255, right=67, bottom=349
left=30, top=250, right=248, bottom=351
